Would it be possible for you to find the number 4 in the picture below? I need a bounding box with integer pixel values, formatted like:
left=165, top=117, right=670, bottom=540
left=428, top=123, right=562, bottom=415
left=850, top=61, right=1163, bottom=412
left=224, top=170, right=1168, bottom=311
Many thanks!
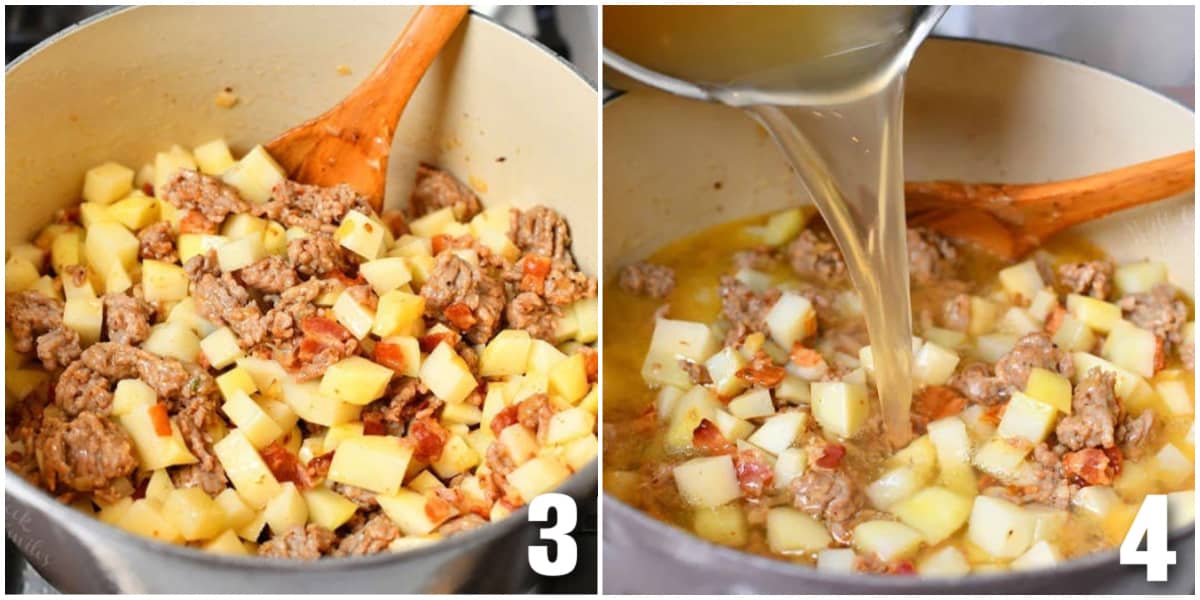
left=1120, top=494, right=1176, bottom=582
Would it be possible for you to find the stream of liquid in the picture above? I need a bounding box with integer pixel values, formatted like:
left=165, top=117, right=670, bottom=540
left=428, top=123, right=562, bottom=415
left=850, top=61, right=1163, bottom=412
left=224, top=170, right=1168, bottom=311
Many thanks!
left=605, top=6, right=939, bottom=447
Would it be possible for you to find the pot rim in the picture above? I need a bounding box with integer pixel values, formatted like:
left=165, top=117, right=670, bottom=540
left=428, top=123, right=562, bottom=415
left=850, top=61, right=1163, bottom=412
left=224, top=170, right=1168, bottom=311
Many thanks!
left=601, top=35, right=1195, bottom=589
left=5, top=4, right=598, bottom=573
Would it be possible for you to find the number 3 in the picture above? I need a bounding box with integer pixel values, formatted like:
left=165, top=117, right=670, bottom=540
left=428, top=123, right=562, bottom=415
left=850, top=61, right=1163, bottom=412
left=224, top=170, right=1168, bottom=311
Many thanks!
left=1120, top=494, right=1177, bottom=581
left=528, top=493, right=578, bottom=577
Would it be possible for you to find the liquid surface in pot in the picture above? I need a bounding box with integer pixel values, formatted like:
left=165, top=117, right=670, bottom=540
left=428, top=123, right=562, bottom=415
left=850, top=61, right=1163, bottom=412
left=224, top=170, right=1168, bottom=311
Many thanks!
left=605, top=210, right=1195, bottom=575
left=606, top=5, right=932, bottom=446
left=5, top=140, right=599, bottom=559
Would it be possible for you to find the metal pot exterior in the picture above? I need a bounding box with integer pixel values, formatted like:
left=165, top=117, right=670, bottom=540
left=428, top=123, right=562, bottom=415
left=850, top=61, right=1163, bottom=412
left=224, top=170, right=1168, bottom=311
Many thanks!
left=603, top=38, right=1194, bottom=593
left=6, top=5, right=597, bottom=593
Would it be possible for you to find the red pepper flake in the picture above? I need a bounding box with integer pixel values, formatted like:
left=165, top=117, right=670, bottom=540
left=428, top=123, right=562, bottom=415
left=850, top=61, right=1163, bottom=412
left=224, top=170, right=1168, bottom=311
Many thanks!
left=735, top=352, right=786, bottom=387
left=178, top=210, right=213, bottom=234
left=490, top=404, right=520, bottom=436
left=148, top=403, right=172, bottom=437
left=733, top=449, right=774, bottom=497
left=260, top=442, right=312, bottom=489
left=815, top=443, right=846, bottom=469
left=431, top=234, right=452, bottom=255
left=692, top=419, right=734, bottom=454
left=362, top=412, right=387, bottom=436
left=518, top=254, right=552, bottom=292
left=373, top=341, right=408, bottom=373
left=424, top=493, right=455, bottom=523
left=409, top=418, right=450, bottom=462
left=444, top=302, right=478, bottom=331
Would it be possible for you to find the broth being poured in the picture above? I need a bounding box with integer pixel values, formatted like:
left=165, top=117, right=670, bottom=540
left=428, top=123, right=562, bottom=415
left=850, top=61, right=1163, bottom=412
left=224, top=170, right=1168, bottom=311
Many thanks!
left=606, top=5, right=939, bottom=446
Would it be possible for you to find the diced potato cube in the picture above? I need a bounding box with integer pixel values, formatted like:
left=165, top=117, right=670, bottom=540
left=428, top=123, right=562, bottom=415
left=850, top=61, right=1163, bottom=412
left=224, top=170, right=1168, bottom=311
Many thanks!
left=996, top=391, right=1059, bottom=444
left=923, top=326, right=968, bottom=351
left=5, top=369, right=46, bottom=401
left=372, top=290, right=425, bottom=337
left=5, top=256, right=40, bottom=292
left=664, top=386, right=719, bottom=451
left=1102, top=320, right=1160, bottom=378
left=1066, top=294, right=1122, bottom=333
left=50, top=229, right=84, bottom=275
left=642, top=318, right=720, bottom=388
left=319, top=356, right=394, bottom=405
left=728, top=388, right=775, bottom=419
left=746, top=412, right=807, bottom=455
left=83, top=161, right=135, bottom=204
left=142, top=259, right=190, bottom=303
left=281, top=381, right=363, bottom=427
left=853, top=520, right=923, bottom=562
left=480, top=329, right=533, bottom=377
left=116, top=499, right=183, bottom=543
left=1011, top=540, right=1062, bottom=571
left=973, top=333, right=1019, bottom=364
left=215, top=488, right=256, bottom=531
left=545, top=407, right=596, bottom=445
left=865, top=465, right=929, bottom=510
left=811, top=381, right=869, bottom=438
left=913, top=341, right=960, bottom=386
left=765, top=292, right=817, bottom=349
left=221, top=145, right=284, bottom=204
left=200, top=327, right=243, bottom=369
left=703, top=347, right=747, bottom=397
left=917, top=546, right=971, bottom=577
left=1027, top=288, right=1059, bottom=323
left=214, top=430, right=281, bottom=509
left=1154, top=377, right=1193, bottom=416
left=142, top=322, right=201, bottom=363
left=216, top=367, right=258, bottom=402
left=177, top=234, right=229, bottom=264
left=693, top=504, right=749, bottom=547
left=111, top=379, right=156, bottom=417
left=710, top=409, right=754, bottom=442
left=84, top=221, right=139, bottom=277
left=673, top=455, right=743, bottom=508
left=499, top=424, right=539, bottom=466
left=328, top=436, right=414, bottom=495
left=235, top=510, right=268, bottom=541
left=374, top=336, right=421, bottom=378
left=1027, top=506, right=1069, bottom=543
left=1024, top=368, right=1072, bottom=414
left=966, top=495, right=1035, bottom=559
left=222, top=389, right=284, bottom=449
left=203, top=529, right=250, bottom=555
left=79, top=202, right=116, bottom=228
left=1154, top=443, right=1193, bottom=487
left=998, top=260, right=1044, bottom=304
left=1114, top=261, right=1167, bottom=296
left=548, top=353, right=588, bottom=404
left=378, top=489, right=450, bottom=536
left=1071, top=352, right=1143, bottom=401
left=972, top=438, right=1033, bottom=483
left=193, top=139, right=236, bottom=175
left=153, top=145, right=198, bottom=197
left=1050, top=313, right=1094, bottom=352
left=409, top=207, right=456, bottom=238
left=264, top=482, right=309, bottom=534
left=968, top=296, right=1001, bottom=335
left=430, top=435, right=481, bottom=479
left=561, top=434, right=598, bottom=470
left=419, top=343, right=477, bottom=404
left=359, top=257, right=413, bottom=295
left=162, top=487, right=228, bottom=541
left=892, top=486, right=972, bottom=544
left=507, top=455, right=572, bottom=502
left=332, top=290, right=376, bottom=339
left=998, top=307, right=1041, bottom=336
left=262, top=221, right=287, bottom=255
left=143, top=468, right=174, bottom=504
left=335, top=210, right=386, bottom=260
left=773, top=448, right=807, bottom=489
left=216, top=235, right=267, bottom=272
left=762, top=207, right=814, bottom=246
left=526, top=339, right=567, bottom=376
left=108, top=191, right=160, bottom=231
left=63, top=297, right=103, bottom=345
left=573, top=296, right=599, bottom=344
left=1167, top=490, right=1195, bottom=530
left=762, top=507, right=830, bottom=554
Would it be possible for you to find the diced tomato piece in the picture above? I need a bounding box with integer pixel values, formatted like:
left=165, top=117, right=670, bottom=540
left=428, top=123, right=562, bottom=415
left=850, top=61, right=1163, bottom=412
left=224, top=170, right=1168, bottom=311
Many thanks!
left=912, top=385, right=967, bottom=422
left=1044, top=305, right=1067, bottom=335
left=300, top=316, right=353, bottom=344
left=148, top=403, right=172, bottom=437
left=815, top=443, right=846, bottom=469
left=419, top=331, right=460, bottom=353
left=981, top=403, right=1006, bottom=426
left=142, top=182, right=155, bottom=197
left=409, top=418, right=450, bottom=462
left=789, top=344, right=826, bottom=369
left=373, top=342, right=408, bottom=373
left=490, top=405, right=521, bottom=436
left=424, top=493, right=455, bottom=523
left=260, top=442, right=311, bottom=489
left=582, top=347, right=599, bottom=383
left=304, top=451, right=335, bottom=485
left=1063, top=448, right=1117, bottom=486
left=178, top=210, right=213, bottom=234
left=362, top=412, right=387, bottom=436
left=889, top=560, right=916, bottom=575
left=733, top=449, right=774, bottom=497
left=736, top=352, right=786, bottom=387
left=692, top=419, right=734, bottom=454
left=518, top=254, right=552, bottom=292
left=431, top=234, right=453, bottom=255
left=444, top=302, right=477, bottom=331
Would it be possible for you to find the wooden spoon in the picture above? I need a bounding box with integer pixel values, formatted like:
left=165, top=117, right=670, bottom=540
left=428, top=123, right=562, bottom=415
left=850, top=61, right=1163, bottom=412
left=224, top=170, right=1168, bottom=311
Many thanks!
left=265, top=5, right=470, bottom=213
left=905, top=150, right=1195, bottom=260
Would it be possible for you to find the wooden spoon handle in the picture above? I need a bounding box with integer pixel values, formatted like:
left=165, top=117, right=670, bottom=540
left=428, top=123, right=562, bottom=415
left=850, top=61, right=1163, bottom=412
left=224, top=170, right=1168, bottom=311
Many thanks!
left=266, top=5, right=469, bottom=210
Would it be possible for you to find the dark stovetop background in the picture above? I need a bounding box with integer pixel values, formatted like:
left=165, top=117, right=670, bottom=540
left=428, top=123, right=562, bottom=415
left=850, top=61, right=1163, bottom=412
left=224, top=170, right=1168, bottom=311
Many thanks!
left=4, top=4, right=597, bottom=594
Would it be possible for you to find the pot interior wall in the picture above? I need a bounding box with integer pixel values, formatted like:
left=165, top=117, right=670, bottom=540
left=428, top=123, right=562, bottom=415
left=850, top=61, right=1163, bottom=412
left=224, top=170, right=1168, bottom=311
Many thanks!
left=603, top=38, right=1194, bottom=294
left=6, top=5, right=597, bottom=275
